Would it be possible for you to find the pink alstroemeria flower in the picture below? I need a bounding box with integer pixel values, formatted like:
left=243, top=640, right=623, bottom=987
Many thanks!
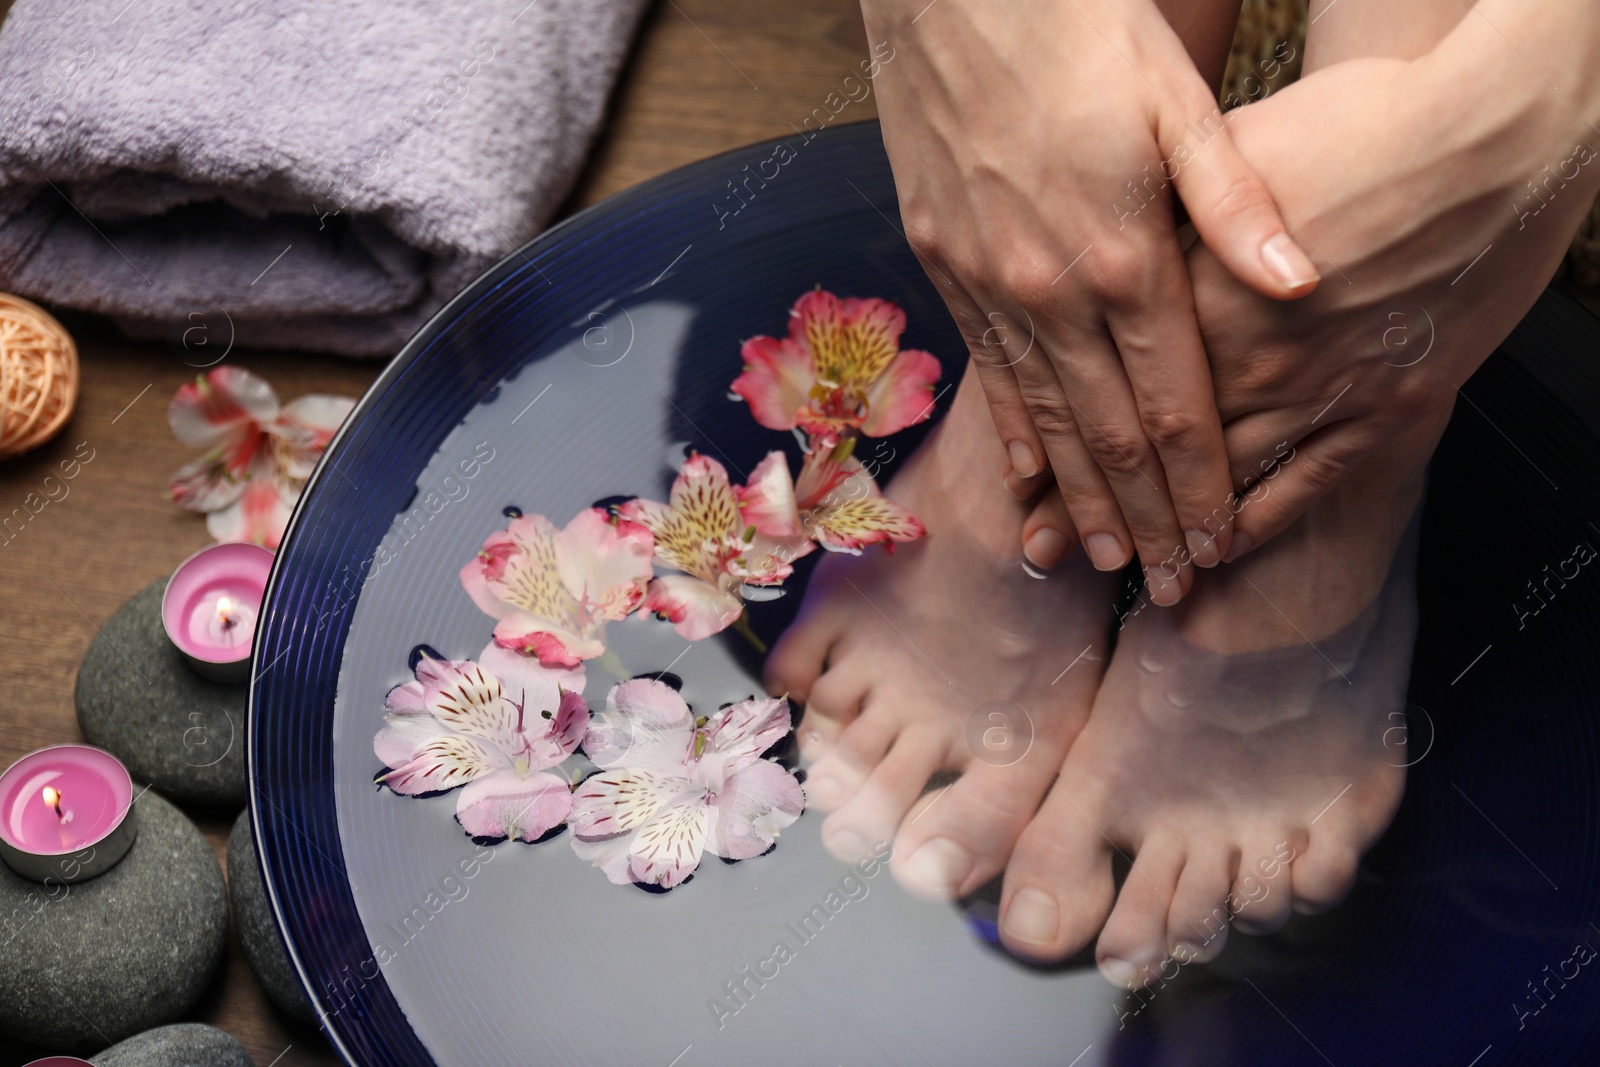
left=461, top=508, right=655, bottom=670
left=737, top=446, right=925, bottom=554
left=731, top=289, right=941, bottom=446
left=569, top=678, right=805, bottom=888
left=375, top=644, right=586, bottom=842
left=618, top=454, right=812, bottom=641
left=168, top=367, right=354, bottom=549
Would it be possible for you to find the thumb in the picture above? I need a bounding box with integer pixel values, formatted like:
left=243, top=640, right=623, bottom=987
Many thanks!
left=1164, top=108, right=1320, bottom=301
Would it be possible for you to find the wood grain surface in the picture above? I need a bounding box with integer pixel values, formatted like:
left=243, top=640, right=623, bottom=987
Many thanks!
left=0, top=1, right=873, bottom=1063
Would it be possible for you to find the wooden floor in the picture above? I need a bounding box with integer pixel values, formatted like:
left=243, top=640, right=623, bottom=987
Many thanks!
left=0, top=1, right=873, bottom=1063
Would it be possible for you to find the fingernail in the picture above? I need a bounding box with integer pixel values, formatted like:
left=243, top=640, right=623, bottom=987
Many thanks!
left=1223, top=531, right=1255, bottom=563
left=1147, top=568, right=1183, bottom=606
left=1007, top=440, right=1040, bottom=479
left=1002, top=888, right=1060, bottom=944
left=1099, top=957, right=1140, bottom=989
left=1023, top=527, right=1070, bottom=570
left=1186, top=528, right=1219, bottom=568
left=899, top=838, right=975, bottom=901
left=1171, top=942, right=1203, bottom=964
left=1261, top=233, right=1320, bottom=292
left=823, top=827, right=871, bottom=864
left=1083, top=532, right=1127, bottom=571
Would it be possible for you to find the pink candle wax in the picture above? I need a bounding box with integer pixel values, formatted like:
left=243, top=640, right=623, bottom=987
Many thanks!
left=23, top=1058, right=97, bottom=1065
left=0, top=745, right=137, bottom=883
left=161, top=542, right=274, bottom=684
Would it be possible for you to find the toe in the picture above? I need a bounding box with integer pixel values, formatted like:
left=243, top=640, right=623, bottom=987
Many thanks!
left=795, top=656, right=872, bottom=764
left=891, top=749, right=1061, bottom=902
left=1291, top=833, right=1360, bottom=915
left=804, top=706, right=897, bottom=813
left=998, top=784, right=1115, bottom=961
left=764, top=600, right=849, bottom=704
left=1229, top=835, right=1298, bottom=935
left=1096, top=833, right=1185, bottom=989
left=822, top=728, right=947, bottom=864
left=1165, top=839, right=1236, bottom=964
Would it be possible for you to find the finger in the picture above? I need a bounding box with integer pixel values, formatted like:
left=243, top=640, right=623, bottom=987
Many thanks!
left=1161, top=104, right=1321, bottom=301
left=1103, top=241, right=1236, bottom=567
left=1224, top=420, right=1376, bottom=562
left=1025, top=323, right=1193, bottom=603
left=1020, top=485, right=1079, bottom=571
left=1003, top=331, right=1137, bottom=575
left=946, top=279, right=1052, bottom=491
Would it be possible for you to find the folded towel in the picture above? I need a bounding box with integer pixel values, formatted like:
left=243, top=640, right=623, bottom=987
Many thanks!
left=0, top=0, right=648, bottom=356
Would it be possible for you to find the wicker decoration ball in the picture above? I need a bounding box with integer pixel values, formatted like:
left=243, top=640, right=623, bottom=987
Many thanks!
left=0, top=293, right=79, bottom=460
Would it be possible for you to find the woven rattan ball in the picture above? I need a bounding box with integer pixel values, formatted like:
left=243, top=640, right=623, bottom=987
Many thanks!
left=0, top=293, right=79, bottom=460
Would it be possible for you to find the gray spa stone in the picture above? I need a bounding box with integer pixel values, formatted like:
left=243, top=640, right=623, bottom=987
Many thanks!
left=76, top=579, right=248, bottom=808
left=229, top=808, right=317, bottom=1028
left=0, top=790, right=228, bottom=1052
left=89, top=1023, right=254, bottom=1067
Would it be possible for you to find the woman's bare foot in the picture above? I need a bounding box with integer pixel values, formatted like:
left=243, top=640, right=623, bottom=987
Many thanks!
left=765, top=366, right=1119, bottom=899
left=996, top=414, right=1446, bottom=985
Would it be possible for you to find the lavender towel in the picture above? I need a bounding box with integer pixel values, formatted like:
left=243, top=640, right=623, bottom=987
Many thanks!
left=0, top=0, right=647, bottom=356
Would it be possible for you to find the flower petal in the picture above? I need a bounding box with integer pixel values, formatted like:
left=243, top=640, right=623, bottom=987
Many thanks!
left=809, top=495, right=926, bottom=553
left=704, top=696, right=794, bottom=775
left=570, top=830, right=639, bottom=885
left=555, top=508, right=654, bottom=621
left=206, top=475, right=293, bottom=549
left=621, top=454, right=741, bottom=580
left=490, top=623, right=597, bottom=669
left=860, top=348, right=941, bottom=438
left=272, top=394, right=355, bottom=481
left=454, top=769, right=573, bottom=842
left=629, top=793, right=710, bottom=888
left=168, top=367, right=280, bottom=449
left=642, top=574, right=745, bottom=641
left=790, top=290, right=907, bottom=393
left=707, top=759, right=805, bottom=860
left=373, top=710, right=446, bottom=769
left=584, top=678, right=695, bottom=773
left=421, top=659, right=514, bottom=746
left=570, top=768, right=681, bottom=836
left=735, top=451, right=804, bottom=538
left=478, top=642, right=585, bottom=716
left=170, top=449, right=250, bottom=513
left=731, top=335, right=814, bottom=432
left=377, top=730, right=507, bottom=794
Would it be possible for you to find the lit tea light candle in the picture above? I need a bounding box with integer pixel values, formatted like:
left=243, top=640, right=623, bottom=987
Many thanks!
left=0, top=745, right=137, bottom=884
left=161, top=542, right=273, bottom=684
left=22, top=1057, right=96, bottom=1066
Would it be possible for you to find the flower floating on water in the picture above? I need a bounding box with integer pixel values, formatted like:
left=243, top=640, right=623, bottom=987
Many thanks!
left=570, top=678, right=805, bottom=888
left=375, top=644, right=586, bottom=842
left=461, top=508, right=654, bottom=669
left=620, top=454, right=812, bottom=641
left=738, top=442, right=925, bottom=554
left=168, top=366, right=354, bottom=549
left=731, top=289, right=940, bottom=447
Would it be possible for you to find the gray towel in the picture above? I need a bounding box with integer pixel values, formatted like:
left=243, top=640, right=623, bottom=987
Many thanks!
left=0, top=0, right=647, bottom=356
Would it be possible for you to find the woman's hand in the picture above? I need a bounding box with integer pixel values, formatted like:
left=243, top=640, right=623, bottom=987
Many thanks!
left=1021, top=31, right=1600, bottom=562
left=861, top=0, right=1320, bottom=603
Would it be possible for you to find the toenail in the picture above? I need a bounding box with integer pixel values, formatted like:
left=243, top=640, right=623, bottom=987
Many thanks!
left=900, top=838, right=975, bottom=900
left=1023, top=527, right=1069, bottom=570
left=1083, top=533, right=1126, bottom=571
left=806, top=774, right=845, bottom=809
left=823, top=828, right=871, bottom=863
left=1007, top=440, right=1040, bottom=479
left=1185, top=528, right=1219, bottom=568
left=1002, top=888, right=1060, bottom=944
left=1099, top=957, right=1139, bottom=989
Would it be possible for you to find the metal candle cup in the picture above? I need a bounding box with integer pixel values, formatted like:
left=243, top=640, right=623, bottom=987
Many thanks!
left=0, top=745, right=137, bottom=884
left=161, top=542, right=273, bottom=684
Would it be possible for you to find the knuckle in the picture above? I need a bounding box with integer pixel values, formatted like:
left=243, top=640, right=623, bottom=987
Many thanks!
left=1206, top=173, right=1269, bottom=229
left=1083, top=244, right=1146, bottom=307
left=1138, top=404, right=1204, bottom=452
left=1018, top=388, right=1079, bottom=438
left=1082, top=423, right=1155, bottom=478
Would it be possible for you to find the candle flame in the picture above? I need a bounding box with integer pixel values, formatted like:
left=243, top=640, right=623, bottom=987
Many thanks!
left=217, top=596, right=235, bottom=626
left=41, top=786, right=63, bottom=818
